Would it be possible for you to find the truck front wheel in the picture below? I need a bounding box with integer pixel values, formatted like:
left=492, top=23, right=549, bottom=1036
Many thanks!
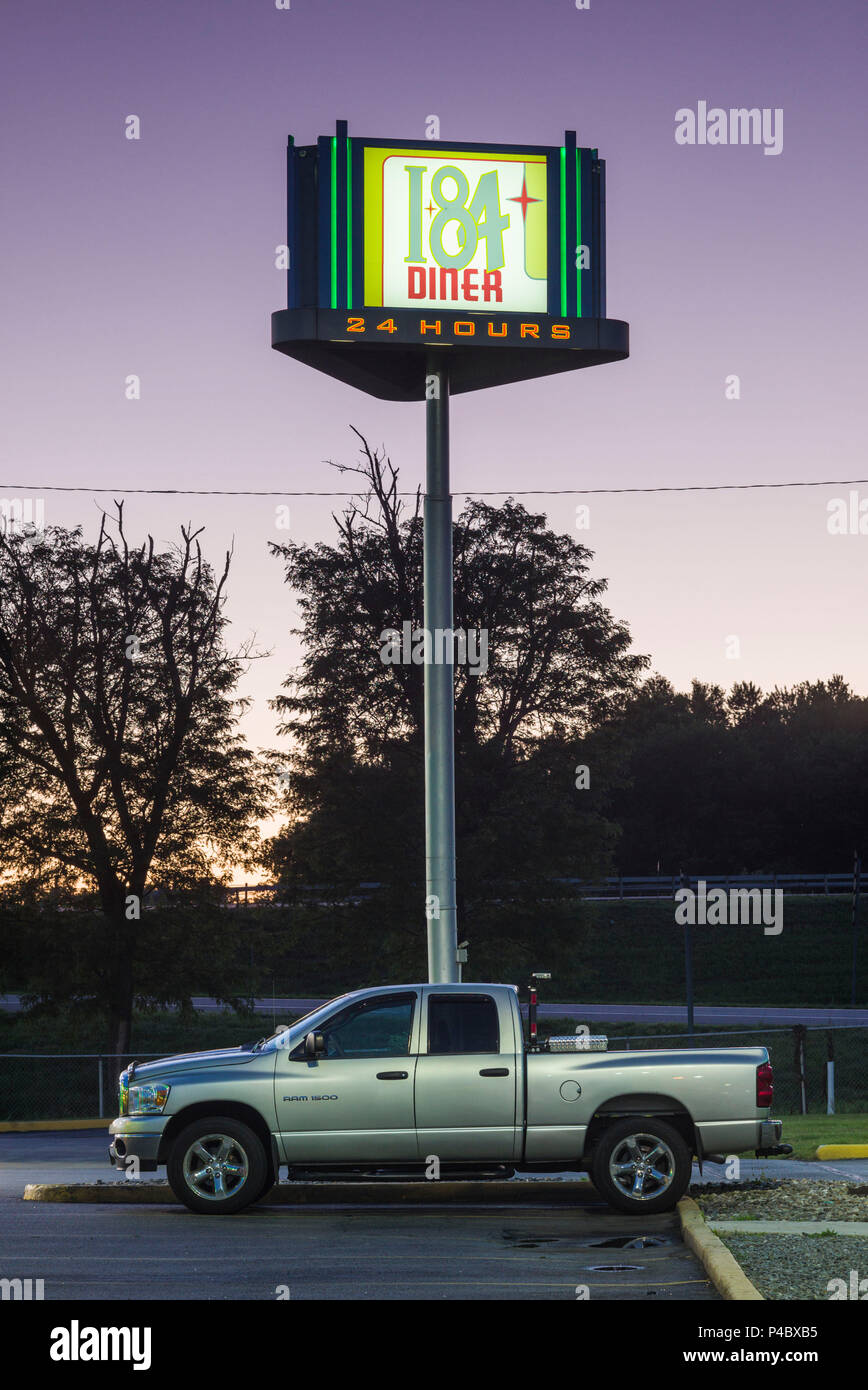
left=591, top=1117, right=691, bottom=1215
left=167, top=1117, right=267, bottom=1214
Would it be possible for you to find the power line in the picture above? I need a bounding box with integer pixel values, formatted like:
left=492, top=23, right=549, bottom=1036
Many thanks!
left=1, top=477, right=866, bottom=499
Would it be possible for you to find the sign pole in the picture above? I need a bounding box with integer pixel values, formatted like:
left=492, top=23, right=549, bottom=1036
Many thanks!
left=424, top=354, right=458, bottom=982
left=272, top=122, right=629, bottom=981
left=850, top=849, right=861, bottom=1008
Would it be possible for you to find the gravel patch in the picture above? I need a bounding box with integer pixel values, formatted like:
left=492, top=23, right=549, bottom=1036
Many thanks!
left=691, top=1179, right=868, bottom=1223
left=719, top=1233, right=868, bottom=1301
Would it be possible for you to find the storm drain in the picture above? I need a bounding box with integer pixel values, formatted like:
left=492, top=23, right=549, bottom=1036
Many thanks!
left=506, top=1238, right=559, bottom=1249
left=586, top=1235, right=670, bottom=1249
left=583, top=1264, right=645, bottom=1272
left=500, top=1232, right=671, bottom=1253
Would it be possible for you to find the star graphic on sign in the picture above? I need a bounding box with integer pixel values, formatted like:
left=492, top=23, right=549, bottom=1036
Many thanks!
left=425, top=200, right=436, bottom=217
left=508, top=170, right=540, bottom=223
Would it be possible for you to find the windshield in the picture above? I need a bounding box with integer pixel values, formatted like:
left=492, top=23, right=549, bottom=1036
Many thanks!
left=254, top=994, right=351, bottom=1051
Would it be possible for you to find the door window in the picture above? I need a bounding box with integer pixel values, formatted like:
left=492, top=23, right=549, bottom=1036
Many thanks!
left=319, top=994, right=416, bottom=1059
left=427, top=995, right=500, bottom=1054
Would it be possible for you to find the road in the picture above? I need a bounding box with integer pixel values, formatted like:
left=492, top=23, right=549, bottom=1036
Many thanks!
left=4, top=995, right=867, bottom=1027
left=540, top=1003, right=868, bottom=1028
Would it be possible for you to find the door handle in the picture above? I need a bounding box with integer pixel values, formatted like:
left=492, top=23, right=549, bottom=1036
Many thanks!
left=376, top=1070, right=409, bottom=1080
left=479, top=1067, right=510, bottom=1077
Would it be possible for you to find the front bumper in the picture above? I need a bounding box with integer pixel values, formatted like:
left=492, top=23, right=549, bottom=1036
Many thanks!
left=108, top=1115, right=169, bottom=1172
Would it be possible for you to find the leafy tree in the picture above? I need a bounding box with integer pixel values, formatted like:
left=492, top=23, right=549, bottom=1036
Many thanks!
left=265, top=433, right=647, bottom=909
left=604, top=675, right=868, bottom=874
left=0, top=506, right=271, bottom=1057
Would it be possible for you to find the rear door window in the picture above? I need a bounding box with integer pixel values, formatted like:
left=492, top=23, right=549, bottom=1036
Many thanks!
left=427, top=995, right=500, bottom=1054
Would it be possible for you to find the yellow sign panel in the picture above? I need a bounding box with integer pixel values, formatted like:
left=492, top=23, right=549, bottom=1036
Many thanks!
left=364, top=147, right=548, bottom=314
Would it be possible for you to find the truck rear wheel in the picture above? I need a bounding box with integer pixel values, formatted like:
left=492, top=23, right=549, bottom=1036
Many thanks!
left=167, top=1117, right=267, bottom=1215
left=591, top=1117, right=691, bottom=1215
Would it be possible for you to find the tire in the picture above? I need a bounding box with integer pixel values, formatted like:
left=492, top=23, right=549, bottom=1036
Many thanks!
left=251, top=1158, right=279, bottom=1205
left=590, top=1117, right=691, bottom=1215
left=167, top=1117, right=267, bottom=1215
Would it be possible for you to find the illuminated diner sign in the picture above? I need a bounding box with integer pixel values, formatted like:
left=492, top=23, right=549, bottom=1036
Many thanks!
left=271, top=122, right=628, bottom=399
left=364, top=147, right=549, bottom=314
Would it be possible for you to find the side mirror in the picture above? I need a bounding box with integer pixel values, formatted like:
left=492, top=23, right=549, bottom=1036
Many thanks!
left=304, top=1031, right=325, bottom=1059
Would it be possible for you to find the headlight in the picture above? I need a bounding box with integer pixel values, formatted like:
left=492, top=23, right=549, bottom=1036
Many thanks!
left=118, top=1072, right=129, bottom=1116
left=127, top=1083, right=171, bottom=1115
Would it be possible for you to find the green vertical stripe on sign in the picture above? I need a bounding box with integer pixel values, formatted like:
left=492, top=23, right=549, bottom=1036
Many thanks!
left=559, top=146, right=567, bottom=318
left=576, top=151, right=582, bottom=317
left=346, top=139, right=353, bottom=311
left=330, top=137, right=338, bottom=309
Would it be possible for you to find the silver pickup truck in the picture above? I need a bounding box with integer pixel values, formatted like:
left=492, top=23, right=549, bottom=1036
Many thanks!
left=108, top=982, right=788, bottom=1215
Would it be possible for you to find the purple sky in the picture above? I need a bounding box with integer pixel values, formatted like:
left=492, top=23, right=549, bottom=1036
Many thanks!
left=2, top=0, right=867, bottom=778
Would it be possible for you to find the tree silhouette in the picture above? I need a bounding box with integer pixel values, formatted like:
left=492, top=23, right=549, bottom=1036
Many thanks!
left=0, top=505, right=271, bottom=1058
left=266, top=432, right=646, bottom=900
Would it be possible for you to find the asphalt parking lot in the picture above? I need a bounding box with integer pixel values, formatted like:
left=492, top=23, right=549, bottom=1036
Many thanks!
left=4, top=1132, right=867, bottom=1301
left=0, top=1131, right=719, bottom=1301
left=2, top=1196, right=721, bottom=1301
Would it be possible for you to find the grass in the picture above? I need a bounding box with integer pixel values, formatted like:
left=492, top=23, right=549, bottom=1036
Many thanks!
left=769, top=1113, right=868, bottom=1160
left=7, top=893, right=865, bottom=1006
left=552, top=895, right=868, bottom=1006
left=0, top=1007, right=268, bottom=1057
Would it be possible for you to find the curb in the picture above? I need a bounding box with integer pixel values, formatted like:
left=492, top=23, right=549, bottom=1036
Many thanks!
left=0, top=1119, right=109, bottom=1133
left=23, top=1178, right=597, bottom=1206
left=709, top=1219, right=868, bottom=1235
left=24, top=1182, right=171, bottom=1204
left=677, top=1196, right=764, bottom=1300
left=815, top=1144, right=868, bottom=1160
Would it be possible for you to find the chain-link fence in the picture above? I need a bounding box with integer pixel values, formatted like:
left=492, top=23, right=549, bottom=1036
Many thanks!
left=1, top=1025, right=866, bottom=1121
left=0, top=1054, right=163, bottom=1122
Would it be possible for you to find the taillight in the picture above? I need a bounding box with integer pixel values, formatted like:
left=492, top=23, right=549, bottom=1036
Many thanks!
left=756, top=1061, right=774, bottom=1107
